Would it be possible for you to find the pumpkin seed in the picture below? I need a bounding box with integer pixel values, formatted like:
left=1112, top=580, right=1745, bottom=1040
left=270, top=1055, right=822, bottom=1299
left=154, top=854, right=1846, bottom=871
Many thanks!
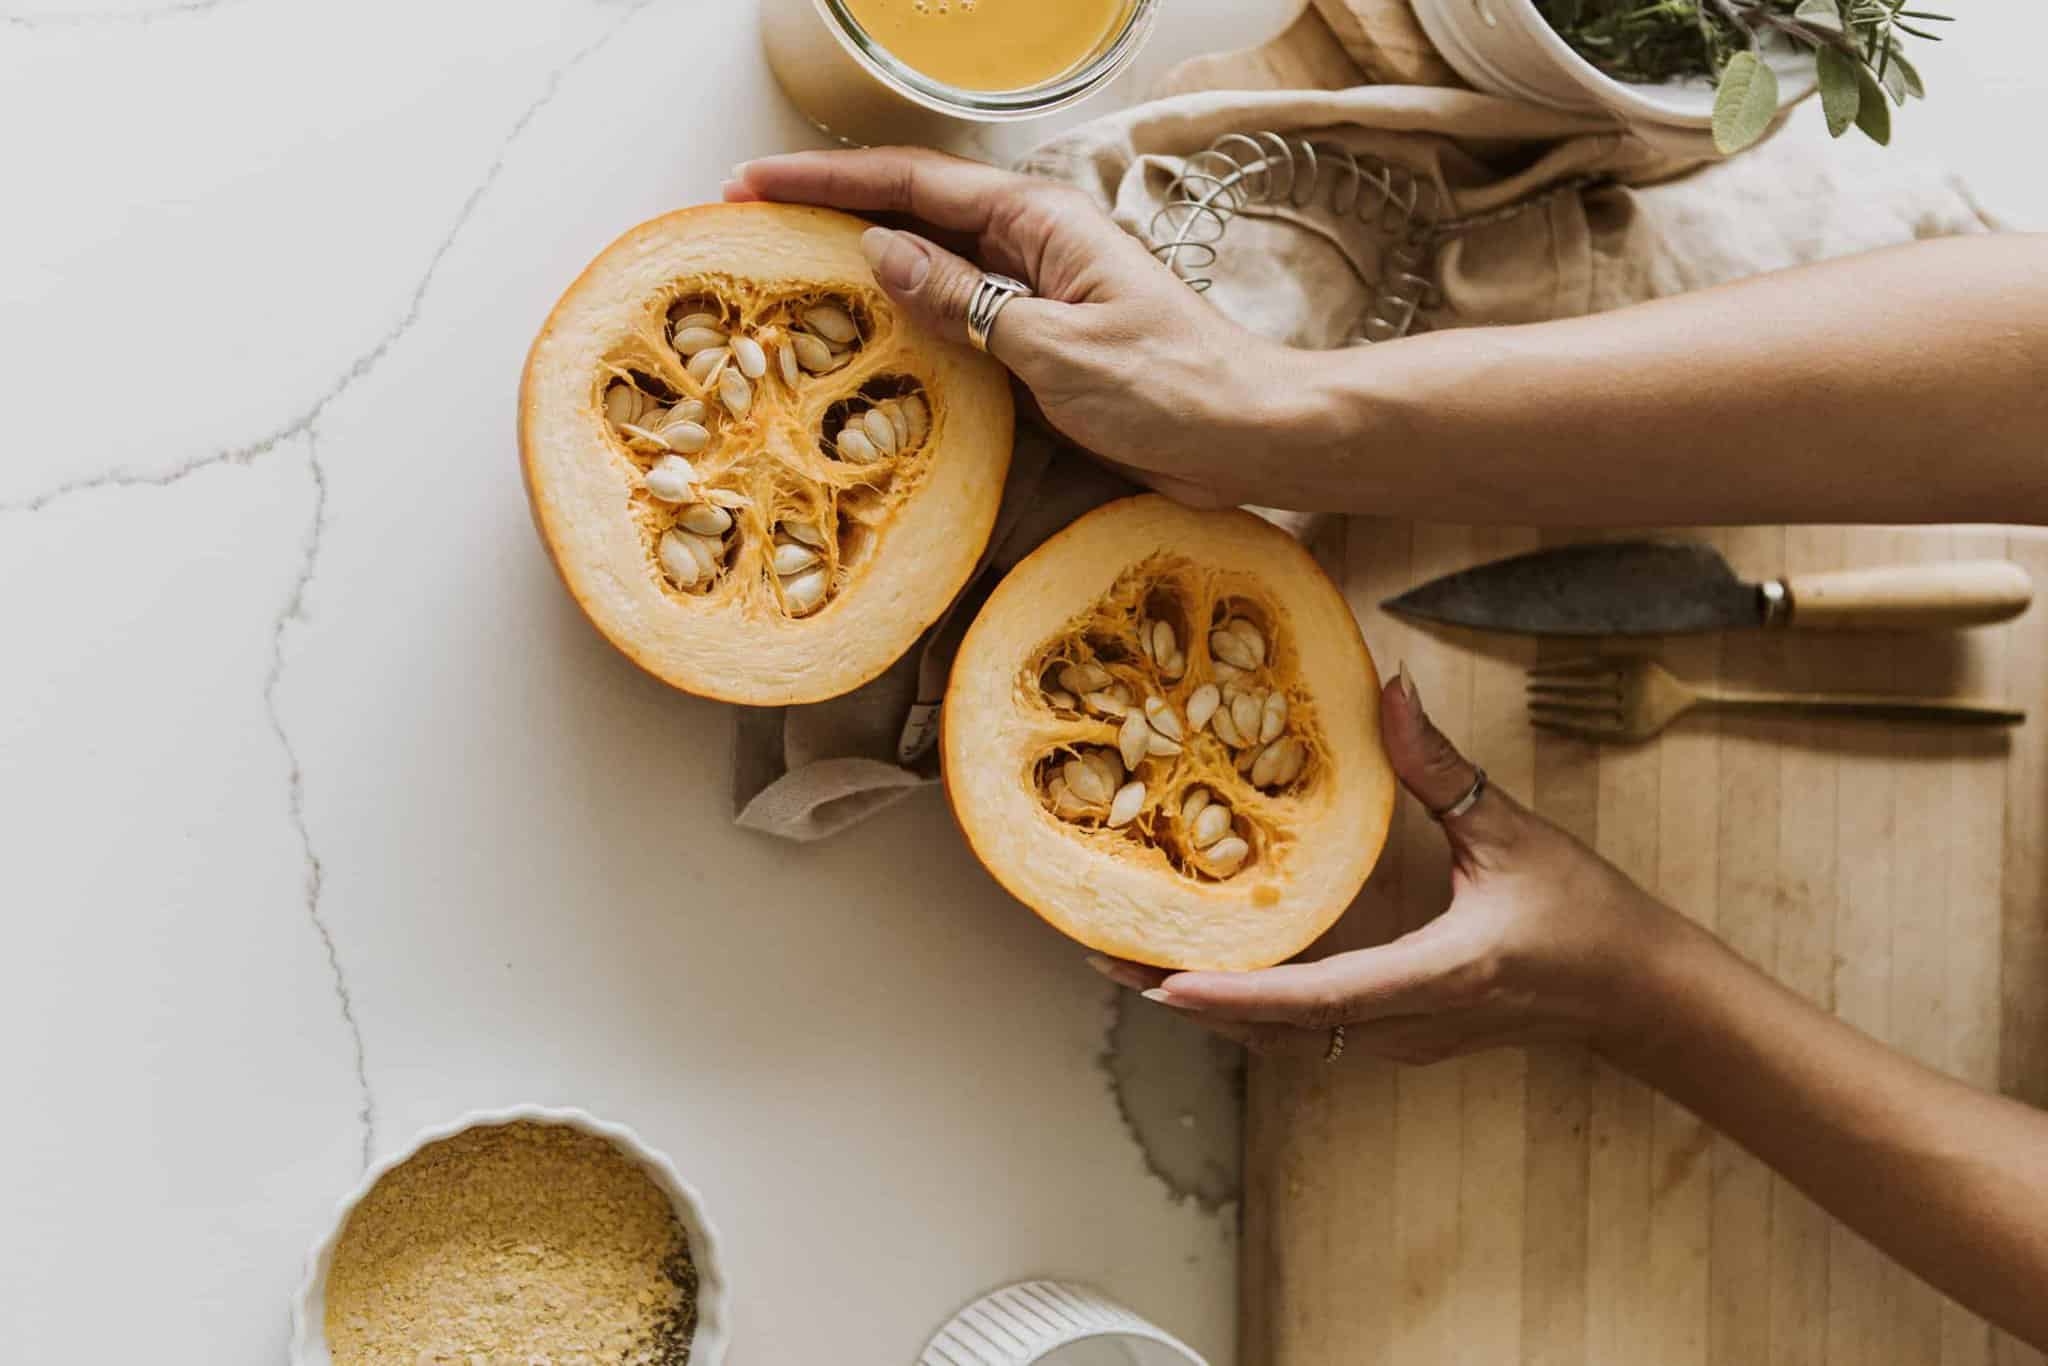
left=718, top=369, right=752, bottom=418
left=644, top=455, right=697, bottom=503
left=1151, top=621, right=1176, bottom=668
left=1145, top=733, right=1182, bottom=758
left=773, top=541, right=821, bottom=575
left=658, top=420, right=710, bottom=453
left=1192, top=803, right=1232, bottom=849
left=1049, top=777, right=1092, bottom=820
left=1211, top=628, right=1257, bottom=672
left=1205, top=836, right=1250, bottom=875
left=1143, top=696, right=1183, bottom=741
left=903, top=394, right=930, bottom=446
left=784, top=520, right=827, bottom=549
left=1118, top=712, right=1152, bottom=772
left=603, top=384, right=639, bottom=425
left=1185, top=683, right=1221, bottom=733
left=1046, top=688, right=1077, bottom=710
left=1059, top=663, right=1111, bottom=695
left=617, top=423, right=665, bottom=450
left=704, top=488, right=750, bottom=510
left=731, top=335, right=768, bottom=379
left=1229, top=619, right=1268, bottom=667
left=1260, top=691, right=1288, bottom=744
left=1066, top=757, right=1113, bottom=806
left=686, top=346, right=728, bottom=384
left=881, top=399, right=910, bottom=448
left=1231, top=692, right=1263, bottom=744
left=1181, top=786, right=1211, bottom=823
left=1271, top=737, right=1307, bottom=785
left=1210, top=705, right=1245, bottom=748
left=1085, top=748, right=1123, bottom=791
left=671, top=398, right=707, bottom=424
left=673, top=325, right=727, bottom=356
left=803, top=304, right=859, bottom=345
left=777, top=342, right=800, bottom=389
left=791, top=333, right=834, bottom=372
left=1108, top=780, right=1146, bottom=829
left=679, top=503, right=732, bottom=536
left=862, top=408, right=898, bottom=454
left=1212, top=660, right=1246, bottom=686
left=782, top=567, right=828, bottom=614
left=837, top=428, right=877, bottom=464
left=1083, top=690, right=1128, bottom=718
left=674, top=311, right=720, bottom=331
left=658, top=530, right=703, bottom=587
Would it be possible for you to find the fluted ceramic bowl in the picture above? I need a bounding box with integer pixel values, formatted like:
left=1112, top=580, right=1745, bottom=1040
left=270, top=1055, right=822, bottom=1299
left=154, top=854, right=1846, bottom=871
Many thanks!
left=290, top=1105, right=731, bottom=1365
left=1412, top=0, right=1815, bottom=132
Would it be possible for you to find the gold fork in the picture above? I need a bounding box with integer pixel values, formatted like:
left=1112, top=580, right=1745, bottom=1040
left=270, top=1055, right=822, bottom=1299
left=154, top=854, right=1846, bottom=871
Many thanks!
left=1527, top=655, right=2026, bottom=743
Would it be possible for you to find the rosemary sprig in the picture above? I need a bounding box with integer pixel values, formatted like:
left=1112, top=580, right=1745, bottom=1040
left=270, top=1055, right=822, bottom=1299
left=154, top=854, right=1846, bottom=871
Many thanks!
left=1534, top=0, right=1950, bottom=152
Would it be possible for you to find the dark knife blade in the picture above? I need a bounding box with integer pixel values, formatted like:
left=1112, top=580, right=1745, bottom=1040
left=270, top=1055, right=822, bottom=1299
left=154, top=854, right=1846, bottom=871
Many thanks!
left=1382, top=540, right=1763, bottom=637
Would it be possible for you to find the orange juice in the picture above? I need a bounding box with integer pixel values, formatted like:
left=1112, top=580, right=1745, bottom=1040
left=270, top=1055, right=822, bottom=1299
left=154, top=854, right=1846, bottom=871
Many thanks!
left=843, top=0, right=1128, bottom=92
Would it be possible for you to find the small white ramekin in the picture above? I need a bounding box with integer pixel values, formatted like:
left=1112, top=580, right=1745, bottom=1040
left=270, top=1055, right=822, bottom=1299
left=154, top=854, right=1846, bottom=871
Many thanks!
left=290, top=1105, right=731, bottom=1366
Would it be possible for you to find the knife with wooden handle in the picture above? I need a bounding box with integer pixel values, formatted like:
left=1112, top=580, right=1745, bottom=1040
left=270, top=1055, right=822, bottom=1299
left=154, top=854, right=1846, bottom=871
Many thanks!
left=1383, top=541, right=2034, bottom=636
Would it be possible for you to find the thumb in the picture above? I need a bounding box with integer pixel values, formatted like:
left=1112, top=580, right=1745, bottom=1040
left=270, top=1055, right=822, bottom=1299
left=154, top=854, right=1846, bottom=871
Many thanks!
left=861, top=226, right=1056, bottom=374
left=1381, top=665, right=1515, bottom=849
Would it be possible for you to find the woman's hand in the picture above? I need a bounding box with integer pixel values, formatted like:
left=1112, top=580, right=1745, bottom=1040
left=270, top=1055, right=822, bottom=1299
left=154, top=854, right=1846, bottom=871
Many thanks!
left=724, top=147, right=1280, bottom=505
left=1093, top=669, right=1694, bottom=1062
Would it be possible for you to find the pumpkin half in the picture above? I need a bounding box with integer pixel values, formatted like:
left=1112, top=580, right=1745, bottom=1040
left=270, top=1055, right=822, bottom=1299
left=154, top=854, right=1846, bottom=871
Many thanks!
left=520, top=203, right=1014, bottom=705
left=944, top=497, right=1396, bottom=971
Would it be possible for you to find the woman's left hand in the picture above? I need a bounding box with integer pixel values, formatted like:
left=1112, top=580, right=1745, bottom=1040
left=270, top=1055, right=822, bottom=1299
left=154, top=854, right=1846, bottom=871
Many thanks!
left=1092, top=668, right=1693, bottom=1062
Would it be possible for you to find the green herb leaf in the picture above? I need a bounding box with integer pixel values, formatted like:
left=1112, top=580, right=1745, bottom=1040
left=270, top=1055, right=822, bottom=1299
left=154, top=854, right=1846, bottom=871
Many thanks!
left=1889, top=49, right=1926, bottom=100
left=1816, top=45, right=1862, bottom=136
left=1854, top=58, right=1892, bottom=144
left=1712, top=51, right=1781, bottom=154
left=1794, top=0, right=1845, bottom=33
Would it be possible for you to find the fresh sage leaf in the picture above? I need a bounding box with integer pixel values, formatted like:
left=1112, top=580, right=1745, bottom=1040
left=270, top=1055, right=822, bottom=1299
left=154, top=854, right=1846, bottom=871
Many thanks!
left=1890, top=49, right=1926, bottom=100
left=1854, top=59, right=1892, bottom=144
left=1712, top=51, right=1781, bottom=154
left=1816, top=45, right=1862, bottom=136
left=1793, top=0, right=1844, bottom=33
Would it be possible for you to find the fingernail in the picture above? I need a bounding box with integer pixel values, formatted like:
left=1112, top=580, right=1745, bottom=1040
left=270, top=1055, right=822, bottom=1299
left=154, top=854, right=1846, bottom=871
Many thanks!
left=1141, top=987, right=1196, bottom=1010
left=861, top=226, right=929, bottom=292
left=1084, top=954, right=1121, bottom=981
left=728, top=161, right=752, bottom=181
left=1398, top=659, right=1422, bottom=711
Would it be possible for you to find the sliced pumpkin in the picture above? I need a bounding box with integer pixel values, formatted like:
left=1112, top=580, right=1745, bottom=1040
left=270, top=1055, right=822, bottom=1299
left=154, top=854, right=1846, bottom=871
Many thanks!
left=944, top=496, right=1396, bottom=971
left=520, top=203, right=1014, bottom=704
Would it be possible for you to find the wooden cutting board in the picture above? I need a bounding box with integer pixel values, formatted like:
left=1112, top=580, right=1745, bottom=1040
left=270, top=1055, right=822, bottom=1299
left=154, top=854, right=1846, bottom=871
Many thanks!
left=1242, top=522, right=2048, bottom=1366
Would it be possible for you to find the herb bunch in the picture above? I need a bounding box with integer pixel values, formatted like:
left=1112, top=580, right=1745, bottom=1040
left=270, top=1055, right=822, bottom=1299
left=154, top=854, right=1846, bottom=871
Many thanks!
left=1536, top=0, right=1953, bottom=153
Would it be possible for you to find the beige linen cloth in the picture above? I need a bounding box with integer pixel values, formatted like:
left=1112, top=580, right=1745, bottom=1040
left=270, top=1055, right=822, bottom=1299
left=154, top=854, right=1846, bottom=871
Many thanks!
left=734, top=23, right=1995, bottom=842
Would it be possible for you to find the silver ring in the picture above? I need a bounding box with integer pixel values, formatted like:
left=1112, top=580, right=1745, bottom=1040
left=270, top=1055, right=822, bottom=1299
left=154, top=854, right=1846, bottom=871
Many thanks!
left=1324, top=1024, right=1346, bottom=1063
left=965, top=272, right=1030, bottom=352
left=1429, top=766, right=1487, bottom=822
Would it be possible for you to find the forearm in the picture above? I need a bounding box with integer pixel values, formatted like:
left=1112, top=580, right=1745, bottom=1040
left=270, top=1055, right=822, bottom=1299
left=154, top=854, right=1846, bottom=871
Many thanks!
left=1249, top=234, right=2048, bottom=525
left=1608, top=914, right=2048, bottom=1345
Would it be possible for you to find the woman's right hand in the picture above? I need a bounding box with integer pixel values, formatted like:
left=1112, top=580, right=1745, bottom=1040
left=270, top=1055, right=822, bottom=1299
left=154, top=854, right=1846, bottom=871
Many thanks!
left=725, top=146, right=1286, bottom=506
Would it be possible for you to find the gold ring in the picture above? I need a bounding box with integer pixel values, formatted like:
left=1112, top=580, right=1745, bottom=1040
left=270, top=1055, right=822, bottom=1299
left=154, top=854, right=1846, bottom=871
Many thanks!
left=1323, top=1023, right=1346, bottom=1063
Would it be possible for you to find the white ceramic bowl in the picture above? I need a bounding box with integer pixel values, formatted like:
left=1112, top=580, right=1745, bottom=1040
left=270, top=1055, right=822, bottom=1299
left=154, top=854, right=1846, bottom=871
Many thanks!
left=1412, top=0, right=1815, bottom=130
left=290, top=1105, right=731, bottom=1365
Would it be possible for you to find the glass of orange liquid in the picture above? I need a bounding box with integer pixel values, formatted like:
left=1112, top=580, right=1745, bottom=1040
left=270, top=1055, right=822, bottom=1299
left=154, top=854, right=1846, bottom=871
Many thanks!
left=761, top=0, right=1159, bottom=149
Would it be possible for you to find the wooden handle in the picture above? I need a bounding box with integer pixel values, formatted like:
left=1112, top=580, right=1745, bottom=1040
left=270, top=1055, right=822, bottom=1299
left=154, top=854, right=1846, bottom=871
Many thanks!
left=1781, top=560, right=2033, bottom=631
left=1706, top=692, right=2026, bottom=726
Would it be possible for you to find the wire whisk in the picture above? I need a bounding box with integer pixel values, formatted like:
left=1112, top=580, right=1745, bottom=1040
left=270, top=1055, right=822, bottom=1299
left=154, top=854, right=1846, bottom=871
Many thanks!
left=1147, top=131, right=1605, bottom=345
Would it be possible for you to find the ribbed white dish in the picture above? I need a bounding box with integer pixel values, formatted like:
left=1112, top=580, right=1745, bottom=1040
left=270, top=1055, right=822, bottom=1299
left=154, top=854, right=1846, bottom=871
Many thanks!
left=290, top=1105, right=731, bottom=1366
left=1411, top=0, right=1814, bottom=131
left=920, top=1280, right=1207, bottom=1365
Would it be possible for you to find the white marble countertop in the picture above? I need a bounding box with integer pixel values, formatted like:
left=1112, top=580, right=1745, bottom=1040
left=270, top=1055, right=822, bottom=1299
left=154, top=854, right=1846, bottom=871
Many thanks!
left=1, top=1, right=2040, bottom=1363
